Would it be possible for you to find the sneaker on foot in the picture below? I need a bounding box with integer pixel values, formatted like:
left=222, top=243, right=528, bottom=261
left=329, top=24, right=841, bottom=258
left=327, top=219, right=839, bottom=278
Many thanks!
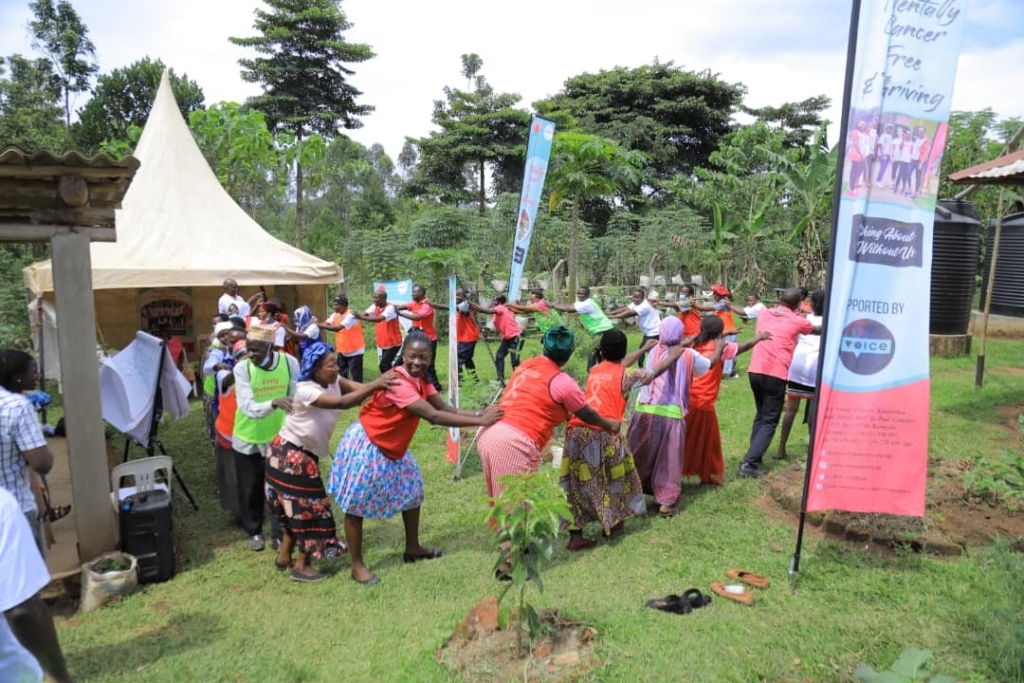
left=249, top=534, right=265, bottom=551
left=737, top=464, right=768, bottom=479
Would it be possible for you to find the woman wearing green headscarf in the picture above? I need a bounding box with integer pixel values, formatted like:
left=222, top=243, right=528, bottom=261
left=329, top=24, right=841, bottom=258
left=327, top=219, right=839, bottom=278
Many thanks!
left=476, top=326, right=620, bottom=503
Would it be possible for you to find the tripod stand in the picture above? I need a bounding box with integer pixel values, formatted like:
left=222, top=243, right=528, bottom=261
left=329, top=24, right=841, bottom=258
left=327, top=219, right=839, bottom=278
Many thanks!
left=119, top=340, right=199, bottom=511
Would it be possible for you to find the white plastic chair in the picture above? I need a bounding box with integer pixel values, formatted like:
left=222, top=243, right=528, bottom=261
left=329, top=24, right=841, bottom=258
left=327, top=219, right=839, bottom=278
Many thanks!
left=109, top=455, right=173, bottom=512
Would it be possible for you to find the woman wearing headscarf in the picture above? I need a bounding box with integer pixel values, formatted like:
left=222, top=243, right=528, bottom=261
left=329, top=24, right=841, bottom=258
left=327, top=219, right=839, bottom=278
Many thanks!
left=559, top=331, right=678, bottom=550
left=265, top=341, right=396, bottom=582
left=287, top=305, right=321, bottom=364
left=477, top=326, right=621, bottom=502
left=327, top=330, right=502, bottom=585
left=626, top=317, right=718, bottom=517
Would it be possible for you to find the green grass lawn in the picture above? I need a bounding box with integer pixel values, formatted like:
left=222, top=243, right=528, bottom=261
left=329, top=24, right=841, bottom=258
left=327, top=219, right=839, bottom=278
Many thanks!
left=54, top=330, right=1024, bottom=682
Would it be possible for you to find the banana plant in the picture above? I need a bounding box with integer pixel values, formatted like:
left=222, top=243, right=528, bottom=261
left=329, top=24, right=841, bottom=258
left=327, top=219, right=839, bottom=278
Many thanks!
left=759, top=124, right=836, bottom=285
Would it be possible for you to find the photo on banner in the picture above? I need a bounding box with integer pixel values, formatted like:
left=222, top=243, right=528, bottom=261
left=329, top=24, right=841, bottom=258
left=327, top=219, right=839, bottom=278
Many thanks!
left=806, top=0, right=965, bottom=517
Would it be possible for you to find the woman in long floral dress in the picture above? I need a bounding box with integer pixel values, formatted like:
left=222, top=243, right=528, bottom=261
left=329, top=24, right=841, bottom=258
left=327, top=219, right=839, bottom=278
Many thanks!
left=265, top=341, right=394, bottom=582
left=559, top=330, right=677, bottom=549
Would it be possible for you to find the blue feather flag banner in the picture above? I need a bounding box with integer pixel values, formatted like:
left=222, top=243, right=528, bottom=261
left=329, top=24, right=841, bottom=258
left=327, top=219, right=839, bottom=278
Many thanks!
left=508, top=116, right=555, bottom=297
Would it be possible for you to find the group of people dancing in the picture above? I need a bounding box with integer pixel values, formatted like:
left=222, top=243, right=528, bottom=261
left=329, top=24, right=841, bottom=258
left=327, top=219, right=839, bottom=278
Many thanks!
left=200, top=278, right=824, bottom=584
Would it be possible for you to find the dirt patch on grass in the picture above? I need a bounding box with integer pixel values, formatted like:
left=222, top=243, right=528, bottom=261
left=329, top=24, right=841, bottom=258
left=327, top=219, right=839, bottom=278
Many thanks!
left=994, top=403, right=1024, bottom=439
left=438, top=597, right=600, bottom=682
left=762, top=456, right=1024, bottom=554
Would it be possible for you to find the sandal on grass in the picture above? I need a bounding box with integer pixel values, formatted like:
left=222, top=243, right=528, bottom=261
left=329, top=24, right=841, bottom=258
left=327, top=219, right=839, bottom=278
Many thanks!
left=725, top=568, right=770, bottom=589
left=403, top=548, right=443, bottom=564
left=290, top=569, right=327, bottom=583
left=658, top=505, right=678, bottom=518
left=710, top=582, right=754, bottom=606
left=644, top=595, right=692, bottom=615
left=681, top=588, right=712, bottom=610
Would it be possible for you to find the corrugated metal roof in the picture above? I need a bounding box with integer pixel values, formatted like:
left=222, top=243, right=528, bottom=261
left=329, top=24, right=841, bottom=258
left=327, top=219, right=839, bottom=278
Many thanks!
left=957, top=157, right=1024, bottom=181
left=949, top=149, right=1024, bottom=186
left=0, top=146, right=139, bottom=172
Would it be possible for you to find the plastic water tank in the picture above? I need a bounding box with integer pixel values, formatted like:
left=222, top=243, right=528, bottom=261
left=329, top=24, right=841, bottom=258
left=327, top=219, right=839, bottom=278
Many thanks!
left=980, top=211, right=1024, bottom=317
left=930, top=199, right=981, bottom=334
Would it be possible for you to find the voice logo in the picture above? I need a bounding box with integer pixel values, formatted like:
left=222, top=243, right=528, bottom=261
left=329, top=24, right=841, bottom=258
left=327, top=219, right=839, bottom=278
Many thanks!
left=839, top=319, right=896, bottom=375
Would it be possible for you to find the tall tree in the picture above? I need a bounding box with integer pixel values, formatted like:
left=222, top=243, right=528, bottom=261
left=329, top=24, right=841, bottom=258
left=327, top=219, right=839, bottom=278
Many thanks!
left=74, top=58, right=204, bottom=153
left=0, top=54, right=65, bottom=150
left=231, top=0, right=374, bottom=249
left=535, top=61, right=745, bottom=197
left=744, top=95, right=831, bottom=152
left=189, top=103, right=287, bottom=217
left=407, top=54, right=531, bottom=214
left=546, top=132, right=645, bottom=294
left=397, top=139, right=417, bottom=183
left=28, top=0, right=98, bottom=126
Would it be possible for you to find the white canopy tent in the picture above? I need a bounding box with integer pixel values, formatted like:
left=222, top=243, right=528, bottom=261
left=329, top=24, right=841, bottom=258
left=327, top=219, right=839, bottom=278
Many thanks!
left=24, top=72, right=343, bottom=378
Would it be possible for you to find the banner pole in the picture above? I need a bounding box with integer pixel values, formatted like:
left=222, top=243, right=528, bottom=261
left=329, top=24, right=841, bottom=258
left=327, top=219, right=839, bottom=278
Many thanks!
left=790, top=0, right=863, bottom=585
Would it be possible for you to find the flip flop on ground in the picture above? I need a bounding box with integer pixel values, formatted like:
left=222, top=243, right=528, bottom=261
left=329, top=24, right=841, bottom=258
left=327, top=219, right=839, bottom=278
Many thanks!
left=710, top=582, right=755, bottom=606
left=644, top=594, right=692, bottom=614
left=681, top=588, right=712, bottom=610
left=725, top=569, right=770, bottom=589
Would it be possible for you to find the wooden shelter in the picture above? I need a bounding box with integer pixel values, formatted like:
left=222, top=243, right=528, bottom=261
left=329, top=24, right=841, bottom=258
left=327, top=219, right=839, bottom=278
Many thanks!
left=23, top=73, right=344, bottom=377
left=0, top=146, right=139, bottom=560
left=949, top=149, right=1024, bottom=387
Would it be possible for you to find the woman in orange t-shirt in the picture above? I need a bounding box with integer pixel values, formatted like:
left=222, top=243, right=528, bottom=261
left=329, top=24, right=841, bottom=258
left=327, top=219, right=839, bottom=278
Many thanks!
left=683, top=316, right=769, bottom=485
left=326, top=330, right=501, bottom=585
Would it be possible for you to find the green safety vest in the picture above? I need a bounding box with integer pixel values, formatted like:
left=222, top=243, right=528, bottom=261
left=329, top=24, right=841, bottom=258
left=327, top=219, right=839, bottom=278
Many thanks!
left=579, top=299, right=613, bottom=334
left=535, top=307, right=563, bottom=333
left=202, top=343, right=222, bottom=396
left=233, top=356, right=290, bottom=445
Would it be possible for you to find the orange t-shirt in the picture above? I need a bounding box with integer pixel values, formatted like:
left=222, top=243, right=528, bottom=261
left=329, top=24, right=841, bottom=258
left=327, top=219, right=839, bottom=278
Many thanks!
left=407, top=300, right=437, bottom=341
left=359, top=366, right=437, bottom=459
left=499, top=356, right=572, bottom=449
left=688, top=340, right=738, bottom=409
left=680, top=309, right=702, bottom=338
left=326, top=311, right=365, bottom=355
left=567, top=361, right=625, bottom=432
left=455, top=310, right=480, bottom=343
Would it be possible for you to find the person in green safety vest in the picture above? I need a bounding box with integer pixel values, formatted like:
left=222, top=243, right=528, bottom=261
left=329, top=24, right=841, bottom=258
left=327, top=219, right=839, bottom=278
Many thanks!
left=202, top=320, right=246, bottom=448
left=508, top=287, right=564, bottom=334
left=232, top=324, right=299, bottom=552
left=551, top=286, right=615, bottom=370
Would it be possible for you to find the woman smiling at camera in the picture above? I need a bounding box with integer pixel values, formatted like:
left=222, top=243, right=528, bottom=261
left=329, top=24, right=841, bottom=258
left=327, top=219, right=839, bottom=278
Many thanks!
left=265, top=341, right=396, bottom=583
left=327, top=330, right=501, bottom=585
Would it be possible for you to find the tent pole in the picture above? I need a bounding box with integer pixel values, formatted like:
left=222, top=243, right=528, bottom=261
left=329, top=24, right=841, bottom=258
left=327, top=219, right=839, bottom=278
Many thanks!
left=975, top=187, right=1006, bottom=388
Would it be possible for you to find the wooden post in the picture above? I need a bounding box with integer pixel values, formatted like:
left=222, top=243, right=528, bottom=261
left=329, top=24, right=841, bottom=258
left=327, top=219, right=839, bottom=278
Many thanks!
left=975, top=187, right=1006, bottom=388
left=50, top=231, right=116, bottom=559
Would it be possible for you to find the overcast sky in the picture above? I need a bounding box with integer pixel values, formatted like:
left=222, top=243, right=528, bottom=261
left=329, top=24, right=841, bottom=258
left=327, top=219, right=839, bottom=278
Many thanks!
left=1, top=0, right=1021, bottom=160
